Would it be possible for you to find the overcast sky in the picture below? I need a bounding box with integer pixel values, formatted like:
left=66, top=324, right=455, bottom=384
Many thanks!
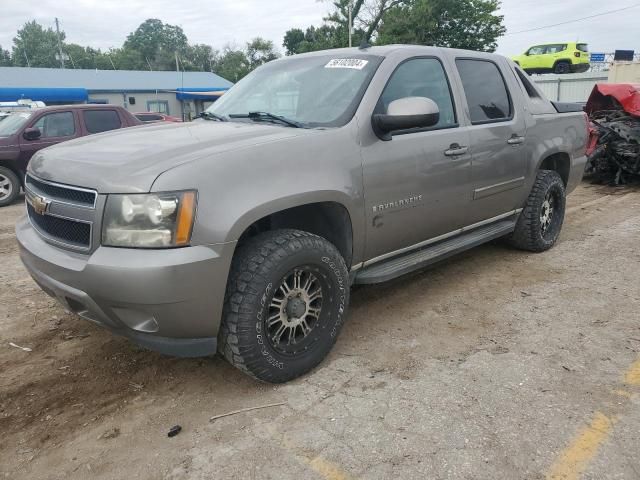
left=0, top=0, right=638, bottom=57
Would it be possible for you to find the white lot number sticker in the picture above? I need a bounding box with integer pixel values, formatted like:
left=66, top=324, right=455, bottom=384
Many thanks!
left=325, top=58, right=369, bottom=70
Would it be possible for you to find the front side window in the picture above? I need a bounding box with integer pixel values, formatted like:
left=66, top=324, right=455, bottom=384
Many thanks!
left=0, top=112, right=32, bottom=137
left=206, top=54, right=383, bottom=128
left=33, top=112, right=75, bottom=138
left=455, top=59, right=512, bottom=124
left=527, top=46, right=545, bottom=55
left=83, top=110, right=122, bottom=134
left=377, top=57, right=456, bottom=129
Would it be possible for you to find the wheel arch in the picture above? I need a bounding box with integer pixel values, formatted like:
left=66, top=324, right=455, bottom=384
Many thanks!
left=0, top=158, right=24, bottom=185
left=537, top=152, right=571, bottom=186
left=230, top=195, right=356, bottom=268
left=553, top=58, right=573, bottom=69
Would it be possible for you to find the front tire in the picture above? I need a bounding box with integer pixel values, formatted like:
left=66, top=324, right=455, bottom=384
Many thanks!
left=508, top=170, right=566, bottom=252
left=0, top=167, right=20, bottom=207
left=219, top=229, right=350, bottom=383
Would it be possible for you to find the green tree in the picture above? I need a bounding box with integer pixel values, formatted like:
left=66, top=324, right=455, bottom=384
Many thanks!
left=212, top=46, right=251, bottom=82
left=377, top=0, right=506, bottom=52
left=12, top=21, right=63, bottom=67
left=186, top=44, right=216, bottom=72
left=283, top=28, right=305, bottom=55
left=246, top=37, right=279, bottom=69
left=0, top=46, right=11, bottom=66
left=282, top=0, right=402, bottom=55
left=123, top=18, right=189, bottom=70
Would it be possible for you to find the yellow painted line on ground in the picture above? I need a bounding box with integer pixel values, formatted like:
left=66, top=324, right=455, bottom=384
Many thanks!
left=547, top=412, right=616, bottom=480
left=612, top=388, right=633, bottom=399
left=278, top=430, right=352, bottom=480
left=308, top=456, right=352, bottom=480
left=624, top=356, right=640, bottom=386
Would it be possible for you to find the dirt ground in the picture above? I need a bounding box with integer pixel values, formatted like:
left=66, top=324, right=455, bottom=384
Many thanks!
left=1, top=181, right=639, bottom=480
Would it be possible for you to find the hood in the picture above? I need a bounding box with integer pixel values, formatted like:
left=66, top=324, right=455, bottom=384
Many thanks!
left=586, top=83, right=640, bottom=118
left=29, top=120, right=313, bottom=193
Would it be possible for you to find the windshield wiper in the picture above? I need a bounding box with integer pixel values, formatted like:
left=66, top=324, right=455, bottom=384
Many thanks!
left=228, top=111, right=304, bottom=128
left=199, top=111, right=227, bottom=122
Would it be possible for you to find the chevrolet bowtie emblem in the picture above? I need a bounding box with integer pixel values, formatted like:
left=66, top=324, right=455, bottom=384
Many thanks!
left=29, top=193, right=50, bottom=215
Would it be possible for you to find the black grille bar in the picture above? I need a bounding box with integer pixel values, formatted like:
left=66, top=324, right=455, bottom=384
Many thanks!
left=27, top=203, right=91, bottom=249
left=26, top=175, right=96, bottom=207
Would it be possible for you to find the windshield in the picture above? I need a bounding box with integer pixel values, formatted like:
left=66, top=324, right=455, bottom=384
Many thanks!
left=206, top=54, right=383, bottom=128
left=0, top=112, right=32, bottom=137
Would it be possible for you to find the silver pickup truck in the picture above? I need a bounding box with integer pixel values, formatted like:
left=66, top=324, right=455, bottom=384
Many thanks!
left=17, top=45, right=588, bottom=382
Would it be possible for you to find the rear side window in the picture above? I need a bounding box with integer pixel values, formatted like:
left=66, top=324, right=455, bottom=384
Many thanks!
left=83, top=110, right=122, bottom=134
left=33, top=112, right=75, bottom=138
left=577, top=43, right=589, bottom=52
left=378, top=57, right=456, bottom=129
left=546, top=44, right=567, bottom=54
left=455, top=59, right=512, bottom=124
left=515, top=67, right=539, bottom=99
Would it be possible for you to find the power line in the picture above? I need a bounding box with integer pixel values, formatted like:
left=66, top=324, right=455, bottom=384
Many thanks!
left=504, top=3, right=640, bottom=36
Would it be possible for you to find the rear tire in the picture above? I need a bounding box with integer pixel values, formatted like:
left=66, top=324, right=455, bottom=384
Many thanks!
left=554, top=61, right=570, bottom=74
left=219, top=229, right=349, bottom=383
left=0, top=167, right=20, bottom=207
left=507, top=170, right=566, bottom=252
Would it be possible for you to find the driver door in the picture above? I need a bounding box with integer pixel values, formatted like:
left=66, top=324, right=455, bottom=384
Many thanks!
left=19, top=110, right=79, bottom=164
left=360, top=57, right=472, bottom=260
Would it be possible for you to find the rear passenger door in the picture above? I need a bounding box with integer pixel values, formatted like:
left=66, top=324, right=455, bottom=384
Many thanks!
left=453, top=58, right=527, bottom=225
left=81, top=109, right=123, bottom=134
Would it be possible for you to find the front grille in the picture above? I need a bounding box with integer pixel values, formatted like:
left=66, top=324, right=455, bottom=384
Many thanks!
left=27, top=203, right=91, bottom=249
left=26, top=175, right=96, bottom=207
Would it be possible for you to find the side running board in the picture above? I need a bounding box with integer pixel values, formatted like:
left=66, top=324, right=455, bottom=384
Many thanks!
left=354, top=219, right=516, bottom=285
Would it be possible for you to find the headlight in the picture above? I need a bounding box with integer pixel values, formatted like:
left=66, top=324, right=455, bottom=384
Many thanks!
left=102, top=191, right=197, bottom=248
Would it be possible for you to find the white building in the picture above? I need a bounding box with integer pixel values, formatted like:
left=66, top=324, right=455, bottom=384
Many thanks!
left=0, top=67, right=233, bottom=120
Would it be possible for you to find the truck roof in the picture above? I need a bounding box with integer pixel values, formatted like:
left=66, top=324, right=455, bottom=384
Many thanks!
left=281, top=44, right=505, bottom=61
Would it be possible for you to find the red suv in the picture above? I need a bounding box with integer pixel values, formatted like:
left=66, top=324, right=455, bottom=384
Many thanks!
left=0, top=104, right=140, bottom=206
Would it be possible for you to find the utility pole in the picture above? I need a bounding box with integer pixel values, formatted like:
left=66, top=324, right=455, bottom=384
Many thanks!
left=348, top=3, right=353, bottom=48
left=55, top=17, right=65, bottom=68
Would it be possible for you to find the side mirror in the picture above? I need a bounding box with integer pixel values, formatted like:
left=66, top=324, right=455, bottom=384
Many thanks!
left=372, top=97, right=440, bottom=140
left=23, top=127, right=41, bottom=141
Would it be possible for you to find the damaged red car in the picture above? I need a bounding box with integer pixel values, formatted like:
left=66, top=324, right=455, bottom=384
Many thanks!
left=586, top=83, right=640, bottom=184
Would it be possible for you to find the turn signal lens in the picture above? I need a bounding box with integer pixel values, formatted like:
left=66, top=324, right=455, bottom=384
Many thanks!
left=175, top=191, right=196, bottom=246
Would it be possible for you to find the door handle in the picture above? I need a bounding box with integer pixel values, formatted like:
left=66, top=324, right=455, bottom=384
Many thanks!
left=444, top=144, right=469, bottom=156
left=507, top=135, right=525, bottom=145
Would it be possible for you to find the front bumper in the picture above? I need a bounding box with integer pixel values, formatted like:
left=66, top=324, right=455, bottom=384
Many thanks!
left=16, top=215, right=236, bottom=357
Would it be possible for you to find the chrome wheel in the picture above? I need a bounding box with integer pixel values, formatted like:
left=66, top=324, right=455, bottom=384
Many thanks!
left=0, top=173, right=13, bottom=201
left=540, top=191, right=555, bottom=235
left=267, top=268, right=324, bottom=355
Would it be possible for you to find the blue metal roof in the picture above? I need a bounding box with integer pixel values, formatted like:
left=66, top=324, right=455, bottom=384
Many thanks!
left=175, top=87, right=228, bottom=100
left=0, top=67, right=233, bottom=92
left=0, top=87, right=88, bottom=102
